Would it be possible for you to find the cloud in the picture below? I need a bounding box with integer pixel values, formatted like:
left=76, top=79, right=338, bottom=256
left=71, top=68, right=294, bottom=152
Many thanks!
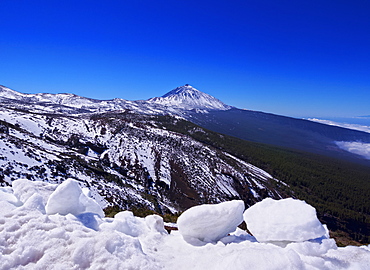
left=307, top=118, right=370, bottom=134
left=336, top=141, right=370, bottom=160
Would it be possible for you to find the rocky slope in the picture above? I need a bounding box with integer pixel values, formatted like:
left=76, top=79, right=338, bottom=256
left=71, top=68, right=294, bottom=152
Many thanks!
left=0, top=102, right=285, bottom=213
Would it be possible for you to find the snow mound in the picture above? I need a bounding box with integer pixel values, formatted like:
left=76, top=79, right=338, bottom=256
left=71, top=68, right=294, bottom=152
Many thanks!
left=244, top=197, right=327, bottom=242
left=1, top=179, right=370, bottom=269
left=177, top=200, right=244, bottom=245
left=45, top=178, right=104, bottom=218
left=145, top=214, right=168, bottom=234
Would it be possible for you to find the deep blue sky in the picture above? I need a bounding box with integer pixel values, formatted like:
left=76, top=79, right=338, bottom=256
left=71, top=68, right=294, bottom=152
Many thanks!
left=1, top=0, right=369, bottom=118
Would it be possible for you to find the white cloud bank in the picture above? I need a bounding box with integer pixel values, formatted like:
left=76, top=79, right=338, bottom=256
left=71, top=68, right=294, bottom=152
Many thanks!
left=308, top=118, right=370, bottom=134
left=336, top=141, right=370, bottom=160
left=306, top=118, right=370, bottom=160
left=1, top=179, right=370, bottom=269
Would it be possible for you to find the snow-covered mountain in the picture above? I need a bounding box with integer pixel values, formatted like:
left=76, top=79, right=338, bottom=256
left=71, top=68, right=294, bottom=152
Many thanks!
left=2, top=83, right=370, bottom=246
left=0, top=81, right=287, bottom=214
left=3, top=83, right=369, bottom=165
left=0, top=84, right=231, bottom=115
left=0, top=98, right=285, bottom=213
left=148, top=84, right=232, bottom=111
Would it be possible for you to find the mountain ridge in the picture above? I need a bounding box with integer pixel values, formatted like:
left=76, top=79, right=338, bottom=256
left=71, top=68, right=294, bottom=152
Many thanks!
left=1, top=84, right=370, bottom=164
left=0, top=84, right=231, bottom=114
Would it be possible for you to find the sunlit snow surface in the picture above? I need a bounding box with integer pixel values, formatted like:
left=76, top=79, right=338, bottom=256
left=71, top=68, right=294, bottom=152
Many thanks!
left=177, top=200, right=244, bottom=246
left=244, top=198, right=327, bottom=243
left=1, top=179, right=370, bottom=270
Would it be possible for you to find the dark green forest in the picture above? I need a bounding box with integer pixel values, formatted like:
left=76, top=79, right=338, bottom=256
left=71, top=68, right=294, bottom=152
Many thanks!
left=154, top=115, right=370, bottom=245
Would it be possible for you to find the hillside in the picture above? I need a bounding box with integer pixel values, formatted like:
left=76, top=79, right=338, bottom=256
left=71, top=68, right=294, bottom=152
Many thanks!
left=0, top=105, right=286, bottom=214
left=188, top=108, right=370, bottom=165
left=154, top=115, right=370, bottom=244
left=1, top=84, right=369, bottom=244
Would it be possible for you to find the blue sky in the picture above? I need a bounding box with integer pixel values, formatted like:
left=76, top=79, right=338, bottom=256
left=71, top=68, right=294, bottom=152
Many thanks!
left=1, top=0, right=369, bottom=118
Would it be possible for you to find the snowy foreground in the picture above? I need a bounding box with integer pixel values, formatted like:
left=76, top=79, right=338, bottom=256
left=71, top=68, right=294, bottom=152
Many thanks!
left=1, top=180, right=370, bottom=270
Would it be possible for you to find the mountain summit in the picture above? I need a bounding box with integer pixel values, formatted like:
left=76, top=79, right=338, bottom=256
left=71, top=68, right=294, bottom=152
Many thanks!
left=0, top=84, right=232, bottom=115
left=148, top=84, right=232, bottom=111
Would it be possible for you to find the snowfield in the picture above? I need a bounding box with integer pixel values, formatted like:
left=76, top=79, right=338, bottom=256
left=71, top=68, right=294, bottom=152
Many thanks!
left=1, top=179, right=370, bottom=270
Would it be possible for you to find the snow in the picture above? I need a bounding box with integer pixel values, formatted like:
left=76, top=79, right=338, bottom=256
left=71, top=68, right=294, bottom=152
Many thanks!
left=244, top=198, right=327, bottom=242
left=0, top=86, right=289, bottom=211
left=1, top=179, right=370, bottom=270
left=148, top=85, right=232, bottom=111
left=1, top=84, right=231, bottom=116
left=145, top=214, right=168, bottom=234
left=45, top=179, right=104, bottom=218
left=177, top=200, right=245, bottom=245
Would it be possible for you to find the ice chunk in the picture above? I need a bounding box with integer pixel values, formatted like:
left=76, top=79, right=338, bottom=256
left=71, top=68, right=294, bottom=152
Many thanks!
left=145, top=214, right=167, bottom=234
left=244, top=198, right=327, bottom=242
left=177, top=200, right=245, bottom=245
left=45, top=179, right=85, bottom=216
left=45, top=179, right=104, bottom=217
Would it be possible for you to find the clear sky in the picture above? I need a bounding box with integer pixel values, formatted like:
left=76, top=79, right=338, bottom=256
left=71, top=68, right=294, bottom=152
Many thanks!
left=1, top=0, right=369, bottom=118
